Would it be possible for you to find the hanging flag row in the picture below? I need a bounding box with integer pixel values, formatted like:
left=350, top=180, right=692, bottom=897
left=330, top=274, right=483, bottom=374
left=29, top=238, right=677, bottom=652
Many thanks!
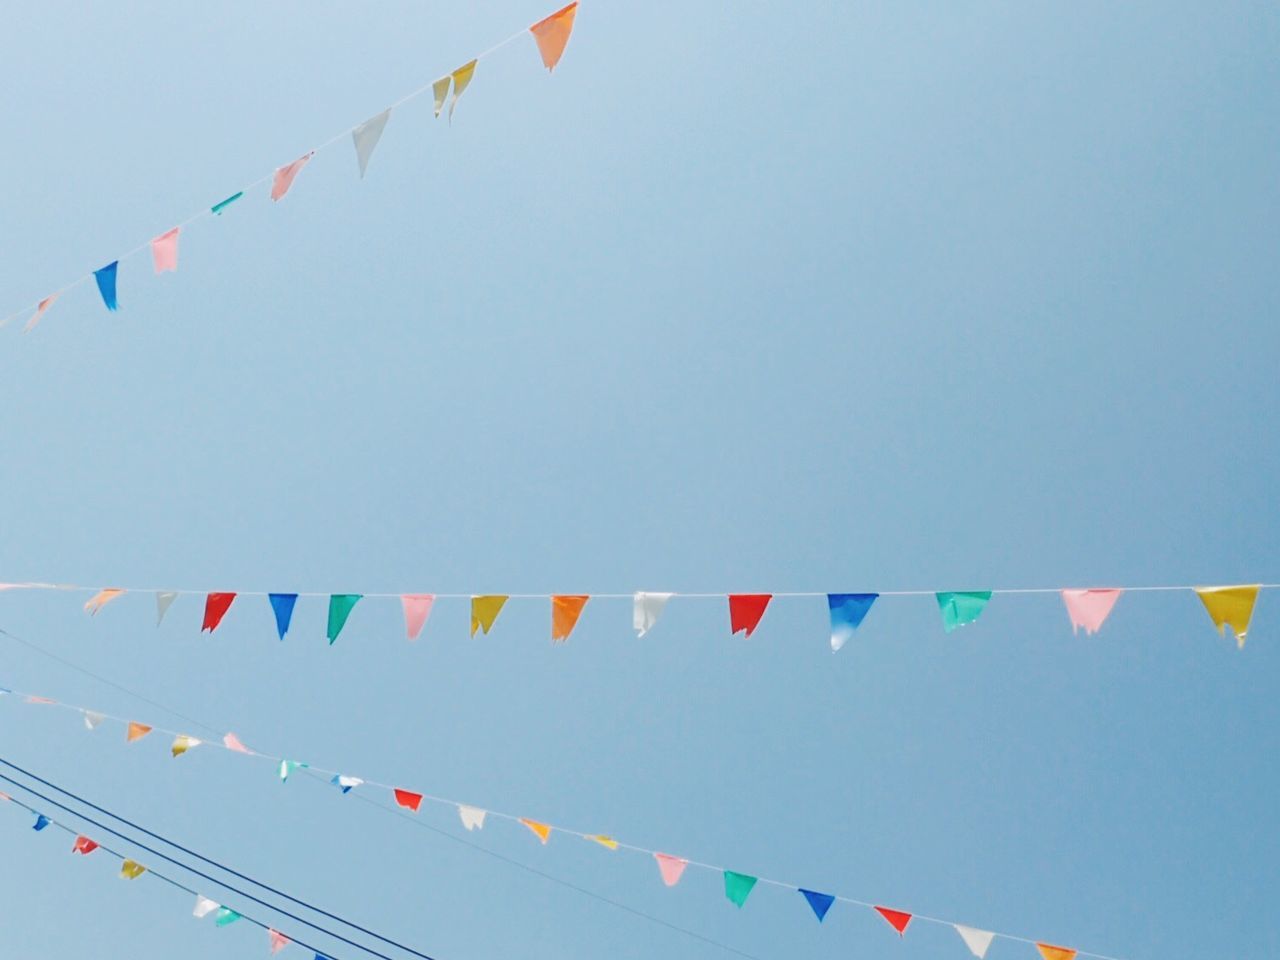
left=1, top=2, right=580, bottom=333
left=9, top=579, right=1272, bottom=647
left=1, top=684, right=1119, bottom=960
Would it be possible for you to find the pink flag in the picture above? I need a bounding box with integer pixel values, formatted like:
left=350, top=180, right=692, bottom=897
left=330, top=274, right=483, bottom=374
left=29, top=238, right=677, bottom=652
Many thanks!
left=24, top=294, right=57, bottom=333
left=654, top=852, right=688, bottom=887
left=271, top=153, right=314, bottom=201
left=268, top=929, right=290, bottom=954
left=223, top=732, right=252, bottom=754
left=401, top=594, right=435, bottom=640
left=151, top=228, right=180, bottom=273
left=1060, top=589, right=1122, bottom=635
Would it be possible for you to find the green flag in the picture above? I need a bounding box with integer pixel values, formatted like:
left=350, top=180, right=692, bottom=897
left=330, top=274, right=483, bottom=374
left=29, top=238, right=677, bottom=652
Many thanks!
left=724, top=870, right=758, bottom=907
left=936, top=591, right=992, bottom=632
left=327, top=594, right=362, bottom=644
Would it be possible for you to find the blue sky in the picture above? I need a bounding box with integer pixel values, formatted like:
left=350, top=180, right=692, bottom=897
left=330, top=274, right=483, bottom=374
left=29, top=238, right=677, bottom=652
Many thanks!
left=0, top=1, right=1276, bottom=958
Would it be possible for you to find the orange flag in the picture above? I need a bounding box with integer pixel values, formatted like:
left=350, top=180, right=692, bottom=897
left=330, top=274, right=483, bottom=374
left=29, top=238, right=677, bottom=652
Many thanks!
left=393, top=789, right=424, bottom=812
left=126, top=722, right=153, bottom=743
left=1036, top=945, right=1077, bottom=960
left=530, top=2, right=578, bottom=71
left=521, top=818, right=552, bottom=844
left=84, top=588, right=125, bottom=615
left=874, top=906, right=913, bottom=935
left=551, top=595, right=589, bottom=642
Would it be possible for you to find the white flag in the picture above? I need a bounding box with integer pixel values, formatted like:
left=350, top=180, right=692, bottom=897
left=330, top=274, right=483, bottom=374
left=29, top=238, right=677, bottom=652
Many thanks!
left=156, top=591, right=177, bottom=626
left=193, top=895, right=219, bottom=919
left=458, top=805, right=487, bottom=831
left=83, top=711, right=105, bottom=731
left=955, top=925, right=995, bottom=959
left=633, top=592, right=673, bottom=637
left=351, top=109, right=391, bottom=178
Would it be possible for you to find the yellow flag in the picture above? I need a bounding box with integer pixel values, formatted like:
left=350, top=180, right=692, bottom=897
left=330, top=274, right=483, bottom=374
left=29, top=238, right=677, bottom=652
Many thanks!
left=1036, top=944, right=1077, bottom=960
left=171, top=734, right=200, bottom=758
left=587, top=834, right=618, bottom=850
left=432, top=76, right=450, bottom=118
left=84, top=588, right=125, bottom=615
left=520, top=818, right=552, bottom=844
left=449, top=60, right=477, bottom=120
left=471, top=595, right=508, bottom=636
left=1195, top=585, right=1260, bottom=648
left=120, top=859, right=146, bottom=879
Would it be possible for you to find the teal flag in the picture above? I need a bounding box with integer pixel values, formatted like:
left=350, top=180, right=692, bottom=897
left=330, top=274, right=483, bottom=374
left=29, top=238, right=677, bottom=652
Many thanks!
left=936, top=591, right=992, bottom=632
left=327, top=594, right=362, bottom=644
left=211, top=191, right=243, bottom=215
left=723, top=870, right=758, bottom=907
left=214, top=907, right=241, bottom=927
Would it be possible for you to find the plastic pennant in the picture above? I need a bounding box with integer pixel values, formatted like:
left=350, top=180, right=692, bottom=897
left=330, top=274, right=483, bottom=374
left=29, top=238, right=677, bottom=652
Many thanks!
left=458, top=805, right=486, bottom=831
left=448, top=60, right=477, bottom=121
left=33, top=814, right=50, bottom=831
left=279, top=760, right=307, bottom=782
left=828, top=593, right=878, bottom=651
left=1059, top=588, right=1122, bottom=635
left=1036, top=944, right=1077, bottom=960
left=529, top=2, right=578, bottom=71
left=351, top=109, right=391, bottom=178
left=875, top=906, right=913, bottom=935
left=729, top=594, right=772, bottom=637
left=94, top=261, right=119, bottom=311
left=25, top=696, right=55, bottom=705
left=73, top=835, right=99, bottom=855
left=654, top=853, right=688, bottom=887
left=214, top=907, right=242, bottom=927
left=799, top=889, right=835, bottom=922
left=521, top=818, right=552, bottom=844
left=327, top=594, right=362, bottom=644
left=156, top=591, right=177, bottom=625
left=83, top=710, right=105, bottom=731
left=633, top=592, right=673, bottom=637
left=551, top=595, right=589, bottom=642
left=268, top=929, right=291, bottom=954
left=171, top=734, right=200, bottom=758
left=723, top=871, right=758, bottom=907
left=223, top=732, right=252, bottom=754
left=401, top=594, right=435, bottom=640
left=936, top=591, right=992, bottom=632
left=432, top=76, right=450, bottom=118
left=955, top=925, right=996, bottom=958
left=394, top=789, right=424, bottom=812
left=331, top=774, right=363, bottom=794
left=202, top=592, right=237, bottom=632
left=120, top=859, right=146, bottom=880
left=271, top=153, right=313, bottom=201
left=25, top=294, right=57, bottom=333
left=151, top=227, right=180, bottom=273
left=193, top=895, right=220, bottom=919
left=84, top=588, right=125, bottom=615
left=269, top=593, right=298, bottom=640
left=471, top=595, right=508, bottom=636
left=1195, top=585, right=1260, bottom=648
left=126, top=722, right=152, bottom=743
left=211, top=192, right=243, bottom=215
left=588, top=834, right=618, bottom=850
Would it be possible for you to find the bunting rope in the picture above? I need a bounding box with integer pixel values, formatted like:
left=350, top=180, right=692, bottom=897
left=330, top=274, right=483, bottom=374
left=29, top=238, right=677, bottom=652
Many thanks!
left=0, top=2, right=581, bottom=332
left=0, top=681, right=1128, bottom=960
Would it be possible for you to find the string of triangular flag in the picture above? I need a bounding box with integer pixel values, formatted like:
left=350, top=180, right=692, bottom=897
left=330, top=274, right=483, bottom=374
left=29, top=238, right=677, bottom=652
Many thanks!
left=0, top=2, right=580, bottom=333
left=8, top=579, right=1272, bottom=647
left=0, top=683, right=1125, bottom=960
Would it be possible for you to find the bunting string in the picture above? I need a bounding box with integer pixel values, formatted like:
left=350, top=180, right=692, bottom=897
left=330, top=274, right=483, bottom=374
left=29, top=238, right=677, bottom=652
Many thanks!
left=0, top=680, right=1128, bottom=960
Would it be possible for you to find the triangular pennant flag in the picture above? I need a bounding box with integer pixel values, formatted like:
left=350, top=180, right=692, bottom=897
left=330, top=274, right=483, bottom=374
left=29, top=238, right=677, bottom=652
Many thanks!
left=432, top=76, right=451, bottom=118
left=936, top=591, right=992, bottom=632
left=799, top=889, right=835, bottom=922
left=268, top=929, right=291, bottom=954
left=25, top=294, right=57, bottom=333
left=394, top=789, right=423, bottom=812
left=1195, top=585, right=1260, bottom=648
left=875, top=906, right=913, bottom=935
left=458, top=805, right=486, bottom=831
left=529, top=2, right=578, bottom=71
left=193, top=895, right=220, bottom=919
left=654, top=853, right=688, bottom=887
left=279, top=759, right=306, bottom=782
left=729, top=594, right=772, bottom=636
left=1036, top=944, right=1077, bottom=960
left=83, top=710, right=104, bottom=731
left=828, top=593, right=878, bottom=651
left=214, top=907, right=242, bottom=927
left=94, top=261, right=119, bottom=311
left=351, top=109, right=391, bottom=178
left=156, top=591, right=177, bottom=625
left=633, top=592, right=673, bottom=637
left=33, top=814, right=50, bottom=831
left=331, top=774, right=363, bottom=794
left=171, top=735, right=200, bottom=757
left=211, top=191, right=242, bottom=215
left=521, top=818, right=552, bottom=844
left=471, top=595, right=508, bottom=636
left=955, top=925, right=996, bottom=958
left=72, top=835, right=99, bottom=855
left=269, top=593, right=298, bottom=640
left=202, top=592, right=236, bottom=632
left=25, top=696, right=55, bottom=705
left=151, top=227, right=180, bottom=273
left=551, top=595, right=589, bottom=642
left=588, top=834, right=618, bottom=850
left=84, top=588, right=125, bottom=615
left=448, top=60, right=477, bottom=121
left=120, top=859, right=146, bottom=879
left=1060, top=589, right=1122, bottom=635
left=223, top=732, right=251, bottom=753
left=401, top=594, right=435, bottom=640
left=271, top=153, right=313, bottom=201
left=327, top=594, right=362, bottom=644
left=723, top=871, right=758, bottom=907
left=126, top=722, right=152, bottom=743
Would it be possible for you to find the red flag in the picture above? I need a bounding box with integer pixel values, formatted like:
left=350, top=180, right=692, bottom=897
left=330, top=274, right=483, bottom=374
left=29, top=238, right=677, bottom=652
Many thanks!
left=202, top=592, right=236, bottom=632
left=394, top=789, right=423, bottom=812
left=728, top=594, right=772, bottom=636
left=529, top=2, right=578, bottom=71
left=72, top=836, right=99, bottom=855
left=875, top=906, right=913, bottom=935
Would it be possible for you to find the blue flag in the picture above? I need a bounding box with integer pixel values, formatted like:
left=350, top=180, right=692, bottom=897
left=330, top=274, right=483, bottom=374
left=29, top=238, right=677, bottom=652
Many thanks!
left=799, top=888, right=835, bottom=922
left=33, top=814, right=50, bottom=831
left=269, top=593, right=298, bottom=640
left=827, top=593, right=878, bottom=651
left=93, top=261, right=119, bottom=311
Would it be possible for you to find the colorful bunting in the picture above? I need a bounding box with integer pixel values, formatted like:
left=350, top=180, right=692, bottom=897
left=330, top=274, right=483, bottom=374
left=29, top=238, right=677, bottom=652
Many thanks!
left=93, top=261, right=119, bottom=311
left=73, top=835, right=99, bottom=855
left=936, top=591, right=992, bottom=632
left=471, top=595, right=508, bottom=636
left=24, top=294, right=57, bottom=333
left=223, top=732, right=251, bottom=754
left=729, top=594, right=772, bottom=637
left=268, top=929, right=291, bottom=954
left=271, top=153, right=313, bottom=201
left=401, top=594, right=435, bottom=640
left=530, top=2, right=578, bottom=71
left=1036, top=944, right=1077, bottom=960
left=352, top=110, right=391, bottom=178
left=723, top=870, right=758, bottom=907
left=458, top=805, right=486, bottom=831
left=393, top=789, right=423, bottom=812
left=83, top=710, right=104, bottom=731
left=449, top=60, right=478, bottom=121
left=331, top=775, right=363, bottom=793
left=170, top=735, right=200, bottom=758
left=155, top=591, right=177, bottom=625
left=521, top=818, right=552, bottom=844
left=193, top=895, right=219, bottom=919
left=151, top=228, right=180, bottom=273
left=269, top=593, right=298, bottom=640
left=955, top=925, right=996, bottom=958
left=875, top=906, right=913, bottom=935
left=327, top=594, right=362, bottom=644
left=211, top=192, right=242, bottom=215
left=432, top=77, right=451, bottom=118
left=828, top=593, right=878, bottom=651
left=120, top=859, right=146, bottom=879
left=799, top=889, right=835, bottom=922
left=633, top=592, right=673, bottom=637
left=202, top=592, right=236, bottom=632
left=84, top=588, right=124, bottom=615
left=1060, top=589, right=1122, bottom=635
left=126, top=722, right=152, bottom=743
left=214, top=907, right=242, bottom=927
left=654, top=853, right=687, bottom=887
left=1195, top=585, right=1260, bottom=647
left=33, top=814, right=50, bottom=831
left=551, top=594, right=589, bottom=642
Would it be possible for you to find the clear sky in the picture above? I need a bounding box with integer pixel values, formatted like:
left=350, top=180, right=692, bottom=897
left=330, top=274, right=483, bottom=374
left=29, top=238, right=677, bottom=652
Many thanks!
left=0, top=1, right=1276, bottom=958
